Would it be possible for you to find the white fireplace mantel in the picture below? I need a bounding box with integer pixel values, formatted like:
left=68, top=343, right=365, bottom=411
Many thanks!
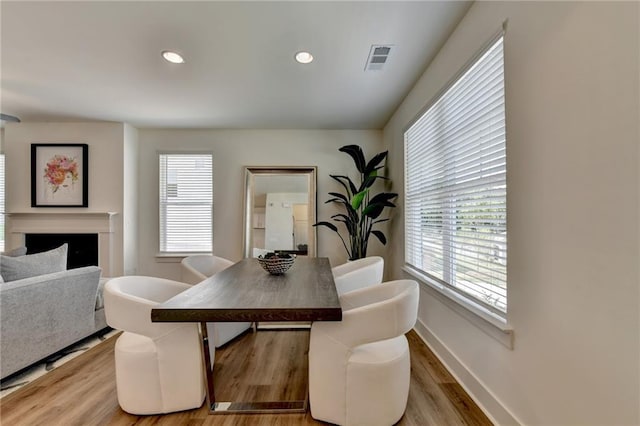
left=8, top=212, right=119, bottom=276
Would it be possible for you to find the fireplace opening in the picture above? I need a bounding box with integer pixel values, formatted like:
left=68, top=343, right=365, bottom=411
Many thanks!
left=25, top=233, right=99, bottom=270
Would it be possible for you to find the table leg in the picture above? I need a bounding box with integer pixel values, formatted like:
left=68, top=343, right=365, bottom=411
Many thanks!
left=199, top=326, right=309, bottom=414
left=199, top=322, right=216, bottom=412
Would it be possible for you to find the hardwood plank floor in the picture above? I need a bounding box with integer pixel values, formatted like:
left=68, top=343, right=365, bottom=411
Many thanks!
left=0, top=329, right=492, bottom=426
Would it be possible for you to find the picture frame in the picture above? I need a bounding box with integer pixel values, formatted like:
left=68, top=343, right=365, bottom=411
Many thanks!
left=31, top=143, right=89, bottom=207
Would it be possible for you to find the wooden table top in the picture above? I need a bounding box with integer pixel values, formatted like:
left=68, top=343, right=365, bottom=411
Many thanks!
left=151, top=257, right=342, bottom=323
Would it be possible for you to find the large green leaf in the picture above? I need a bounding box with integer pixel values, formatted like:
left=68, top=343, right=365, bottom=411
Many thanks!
left=371, top=230, right=387, bottom=245
left=359, top=170, right=377, bottom=191
left=362, top=192, right=397, bottom=219
left=373, top=218, right=390, bottom=224
left=351, top=190, right=368, bottom=210
left=331, top=213, right=351, bottom=221
left=327, top=192, right=349, bottom=204
left=364, top=151, right=388, bottom=175
left=325, top=198, right=346, bottom=205
left=330, top=174, right=358, bottom=196
left=339, top=145, right=366, bottom=173
left=359, top=173, right=391, bottom=192
left=368, top=192, right=398, bottom=205
left=363, top=202, right=396, bottom=219
left=313, top=221, right=338, bottom=232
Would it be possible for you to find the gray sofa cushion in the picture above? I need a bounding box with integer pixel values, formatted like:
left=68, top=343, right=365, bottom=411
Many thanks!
left=0, top=247, right=28, bottom=283
left=1, top=246, right=27, bottom=257
left=0, top=243, right=68, bottom=282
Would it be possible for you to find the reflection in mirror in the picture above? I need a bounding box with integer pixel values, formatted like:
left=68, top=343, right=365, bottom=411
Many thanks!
left=243, top=167, right=317, bottom=258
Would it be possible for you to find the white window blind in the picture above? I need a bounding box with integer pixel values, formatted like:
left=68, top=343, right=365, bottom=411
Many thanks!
left=159, top=153, right=213, bottom=253
left=0, top=154, right=4, bottom=252
left=404, top=35, right=507, bottom=315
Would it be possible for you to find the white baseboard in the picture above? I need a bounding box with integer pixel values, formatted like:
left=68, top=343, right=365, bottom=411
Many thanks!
left=413, top=319, right=521, bottom=426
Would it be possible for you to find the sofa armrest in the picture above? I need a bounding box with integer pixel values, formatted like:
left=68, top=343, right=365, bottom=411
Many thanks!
left=0, top=266, right=102, bottom=378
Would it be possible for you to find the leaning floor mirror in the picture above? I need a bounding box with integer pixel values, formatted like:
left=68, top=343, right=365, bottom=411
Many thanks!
left=243, top=166, right=317, bottom=258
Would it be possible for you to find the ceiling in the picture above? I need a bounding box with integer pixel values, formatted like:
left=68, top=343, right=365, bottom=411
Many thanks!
left=1, top=1, right=471, bottom=129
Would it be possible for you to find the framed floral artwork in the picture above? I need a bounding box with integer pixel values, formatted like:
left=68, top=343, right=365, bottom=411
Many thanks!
left=31, top=144, right=88, bottom=207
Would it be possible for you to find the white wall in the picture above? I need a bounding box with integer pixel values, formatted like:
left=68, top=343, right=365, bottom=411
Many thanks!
left=3, top=122, right=129, bottom=275
left=123, top=123, right=139, bottom=275
left=383, top=2, right=639, bottom=425
left=137, top=129, right=382, bottom=280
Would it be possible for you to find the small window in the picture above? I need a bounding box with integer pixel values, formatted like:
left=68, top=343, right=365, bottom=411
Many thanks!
left=404, top=35, right=507, bottom=315
left=159, top=153, right=213, bottom=253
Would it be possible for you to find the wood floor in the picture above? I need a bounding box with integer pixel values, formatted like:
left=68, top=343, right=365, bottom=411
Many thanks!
left=0, top=329, right=491, bottom=426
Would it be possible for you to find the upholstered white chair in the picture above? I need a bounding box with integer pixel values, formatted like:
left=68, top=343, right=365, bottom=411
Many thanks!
left=181, top=254, right=234, bottom=285
left=104, top=276, right=205, bottom=415
left=180, top=255, right=252, bottom=347
left=309, top=279, right=419, bottom=426
left=331, top=256, right=384, bottom=296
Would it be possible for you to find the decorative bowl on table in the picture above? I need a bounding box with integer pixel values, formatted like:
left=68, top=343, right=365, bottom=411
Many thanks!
left=257, top=252, right=296, bottom=275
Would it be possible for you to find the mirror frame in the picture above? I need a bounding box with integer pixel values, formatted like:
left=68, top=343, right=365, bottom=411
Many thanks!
left=242, top=166, right=317, bottom=258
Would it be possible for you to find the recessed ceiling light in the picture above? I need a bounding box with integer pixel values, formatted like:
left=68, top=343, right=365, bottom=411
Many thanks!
left=162, top=50, right=185, bottom=64
left=295, top=51, right=314, bottom=64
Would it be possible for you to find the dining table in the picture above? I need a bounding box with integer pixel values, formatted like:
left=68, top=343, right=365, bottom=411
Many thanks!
left=151, top=256, right=342, bottom=414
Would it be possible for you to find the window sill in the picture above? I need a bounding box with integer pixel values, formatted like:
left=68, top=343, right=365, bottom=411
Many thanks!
left=402, top=265, right=514, bottom=349
left=155, top=252, right=211, bottom=263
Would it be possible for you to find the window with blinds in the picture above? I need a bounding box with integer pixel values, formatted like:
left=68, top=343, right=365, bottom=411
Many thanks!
left=159, top=153, right=213, bottom=253
left=404, top=35, right=507, bottom=315
left=0, top=154, right=4, bottom=252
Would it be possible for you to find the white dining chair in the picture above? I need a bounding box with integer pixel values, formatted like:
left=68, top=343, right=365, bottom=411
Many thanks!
left=308, top=279, right=419, bottom=426
left=104, top=276, right=205, bottom=415
left=181, top=254, right=252, bottom=347
left=181, top=254, right=234, bottom=284
left=331, top=256, right=384, bottom=296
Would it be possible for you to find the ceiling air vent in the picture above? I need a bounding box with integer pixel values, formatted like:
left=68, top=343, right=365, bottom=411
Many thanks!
left=365, top=45, right=393, bottom=71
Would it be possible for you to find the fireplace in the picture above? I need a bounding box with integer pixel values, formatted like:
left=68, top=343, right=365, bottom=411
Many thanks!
left=25, top=233, right=98, bottom=270
left=7, top=212, right=117, bottom=276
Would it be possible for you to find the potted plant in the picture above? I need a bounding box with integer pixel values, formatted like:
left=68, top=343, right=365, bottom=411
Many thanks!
left=314, top=145, right=397, bottom=260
